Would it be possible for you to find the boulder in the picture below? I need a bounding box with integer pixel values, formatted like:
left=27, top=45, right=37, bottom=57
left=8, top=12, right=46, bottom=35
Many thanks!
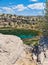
left=0, top=34, right=36, bottom=65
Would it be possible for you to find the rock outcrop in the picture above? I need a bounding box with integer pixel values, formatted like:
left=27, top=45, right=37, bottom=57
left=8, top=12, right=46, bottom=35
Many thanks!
left=38, top=36, right=48, bottom=65
left=0, top=34, right=36, bottom=65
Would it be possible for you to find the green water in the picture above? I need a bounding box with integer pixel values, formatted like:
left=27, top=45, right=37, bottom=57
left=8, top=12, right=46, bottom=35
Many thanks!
left=0, top=29, right=38, bottom=39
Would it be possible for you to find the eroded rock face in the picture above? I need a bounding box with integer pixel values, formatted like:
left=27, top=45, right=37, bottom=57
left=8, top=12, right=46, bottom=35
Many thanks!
left=0, top=34, right=36, bottom=65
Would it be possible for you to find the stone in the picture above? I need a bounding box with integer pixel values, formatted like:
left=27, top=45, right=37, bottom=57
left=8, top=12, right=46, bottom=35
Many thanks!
left=0, top=34, right=36, bottom=65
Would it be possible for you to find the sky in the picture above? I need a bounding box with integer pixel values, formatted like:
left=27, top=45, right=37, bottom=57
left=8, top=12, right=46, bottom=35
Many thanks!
left=0, top=0, right=46, bottom=16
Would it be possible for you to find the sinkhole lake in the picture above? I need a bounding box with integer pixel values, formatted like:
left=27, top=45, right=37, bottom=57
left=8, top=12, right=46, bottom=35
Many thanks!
left=0, top=29, right=39, bottom=39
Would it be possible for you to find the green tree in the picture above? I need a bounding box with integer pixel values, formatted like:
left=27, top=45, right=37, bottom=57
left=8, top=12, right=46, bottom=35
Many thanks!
left=43, top=0, right=48, bottom=36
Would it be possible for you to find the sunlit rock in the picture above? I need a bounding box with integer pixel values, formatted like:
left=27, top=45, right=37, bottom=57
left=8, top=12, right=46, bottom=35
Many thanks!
left=0, top=34, right=36, bottom=65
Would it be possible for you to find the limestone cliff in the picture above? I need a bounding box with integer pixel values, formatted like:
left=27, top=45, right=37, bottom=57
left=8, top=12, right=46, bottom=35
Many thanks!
left=0, top=34, right=36, bottom=65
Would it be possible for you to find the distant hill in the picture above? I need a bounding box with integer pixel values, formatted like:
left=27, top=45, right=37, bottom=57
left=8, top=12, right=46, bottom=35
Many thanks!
left=0, top=14, right=45, bottom=30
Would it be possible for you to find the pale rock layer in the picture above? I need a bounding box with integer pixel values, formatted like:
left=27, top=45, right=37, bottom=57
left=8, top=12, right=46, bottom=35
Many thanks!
left=0, top=34, right=36, bottom=65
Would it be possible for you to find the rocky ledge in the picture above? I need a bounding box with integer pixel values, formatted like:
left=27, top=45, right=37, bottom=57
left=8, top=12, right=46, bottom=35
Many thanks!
left=0, top=34, right=36, bottom=65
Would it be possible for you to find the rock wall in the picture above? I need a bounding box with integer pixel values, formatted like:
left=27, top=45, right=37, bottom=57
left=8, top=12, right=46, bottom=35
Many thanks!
left=0, top=34, right=36, bottom=65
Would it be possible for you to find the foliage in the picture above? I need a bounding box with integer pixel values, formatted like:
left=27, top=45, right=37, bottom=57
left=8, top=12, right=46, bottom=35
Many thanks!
left=38, top=1, right=48, bottom=36
left=42, top=1, right=48, bottom=36
left=0, top=29, right=39, bottom=39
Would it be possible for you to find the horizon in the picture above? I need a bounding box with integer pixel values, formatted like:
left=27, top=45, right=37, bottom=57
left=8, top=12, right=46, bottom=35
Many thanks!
left=0, top=0, right=46, bottom=16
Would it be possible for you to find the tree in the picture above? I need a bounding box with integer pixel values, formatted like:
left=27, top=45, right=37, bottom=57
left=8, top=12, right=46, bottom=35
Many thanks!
left=45, top=0, right=48, bottom=21
left=43, top=0, right=48, bottom=36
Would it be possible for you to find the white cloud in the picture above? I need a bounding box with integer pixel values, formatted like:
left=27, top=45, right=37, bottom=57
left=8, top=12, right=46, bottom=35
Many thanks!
left=1, top=7, right=15, bottom=14
left=36, top=11, right=44, bottom=15
left=0, top=9, right=3, bottom=13
left=30, top=0, right=37, bottom=2
left=0, top=4, right=27, bottom=14
left=28, top=3, right=45, bottom=9
left=2, top=7, right=12, bottom=12
left=0, top=3, right=45, bottom=15
left=0, top=9, right=2, bottom=12
left=13, top=4, right=27, bottom=11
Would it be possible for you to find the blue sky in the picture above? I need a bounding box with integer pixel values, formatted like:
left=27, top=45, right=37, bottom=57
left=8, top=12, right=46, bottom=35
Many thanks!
left=0, top=0, right=46, bottom=16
